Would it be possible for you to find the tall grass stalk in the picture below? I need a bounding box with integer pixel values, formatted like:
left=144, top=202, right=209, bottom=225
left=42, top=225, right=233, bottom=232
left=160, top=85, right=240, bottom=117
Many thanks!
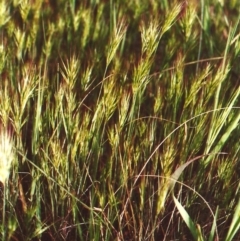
left=0, top=0, right=239, bottom=240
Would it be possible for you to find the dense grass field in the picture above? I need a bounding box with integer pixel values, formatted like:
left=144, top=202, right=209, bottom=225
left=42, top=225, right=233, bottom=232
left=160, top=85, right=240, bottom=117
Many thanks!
left=0, top=0, right=239, bottom=240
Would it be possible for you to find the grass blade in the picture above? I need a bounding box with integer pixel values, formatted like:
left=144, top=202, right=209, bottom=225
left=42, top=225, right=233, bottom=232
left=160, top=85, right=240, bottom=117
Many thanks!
left=172, top=194, right=201, bottom=241
left=225, top=199, right=240, bottom=241
left=208, top=206, right=219, bottom=241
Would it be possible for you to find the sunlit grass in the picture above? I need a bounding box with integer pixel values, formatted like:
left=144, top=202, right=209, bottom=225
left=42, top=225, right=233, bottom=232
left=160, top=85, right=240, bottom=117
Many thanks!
left=0, top=0, right=239, bottom=240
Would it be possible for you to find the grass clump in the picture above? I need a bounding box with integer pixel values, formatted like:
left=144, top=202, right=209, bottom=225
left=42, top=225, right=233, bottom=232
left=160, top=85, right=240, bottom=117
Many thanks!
left=0, top=0, right=239, bottom=240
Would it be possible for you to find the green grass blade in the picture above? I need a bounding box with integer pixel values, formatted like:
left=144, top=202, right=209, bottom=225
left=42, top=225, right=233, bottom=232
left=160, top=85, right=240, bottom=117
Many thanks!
left=172, top=194, right=201, bottom=241
left=204, top=106, right=240, bottom=166
left=208, top=206, right=219, bottom=241
left=225, top=199, right=240, bottom=241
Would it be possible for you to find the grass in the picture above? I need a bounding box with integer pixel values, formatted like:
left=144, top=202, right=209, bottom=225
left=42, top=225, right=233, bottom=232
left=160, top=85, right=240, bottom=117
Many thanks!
left=0, top=0, right=239, bottom=240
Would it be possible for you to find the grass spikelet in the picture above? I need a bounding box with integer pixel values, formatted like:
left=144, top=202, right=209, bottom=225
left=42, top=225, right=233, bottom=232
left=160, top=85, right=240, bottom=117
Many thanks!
left=106, top=19, right=127, bottom=68
left=0, top=1, right=10, bottom=27
left=140, top=19, right=160, bottom=58
left=161, top=2, right=183, bottom=36
left=179, top=1, right=197, bottom=41
left=0, top=1, right=239, bottom=240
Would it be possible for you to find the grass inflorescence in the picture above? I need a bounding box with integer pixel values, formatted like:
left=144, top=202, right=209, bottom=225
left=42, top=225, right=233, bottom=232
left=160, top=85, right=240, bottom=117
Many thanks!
left=0, top=0, right=239, bottom=240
